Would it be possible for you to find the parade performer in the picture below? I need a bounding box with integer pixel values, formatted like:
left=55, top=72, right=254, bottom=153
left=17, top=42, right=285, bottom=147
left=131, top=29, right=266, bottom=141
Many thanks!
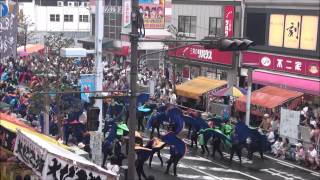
left=145, top=137, right=166, bottom=167
left=162, top=132, right=186, bottom=177
left=135, top=146, right=152, bottom=180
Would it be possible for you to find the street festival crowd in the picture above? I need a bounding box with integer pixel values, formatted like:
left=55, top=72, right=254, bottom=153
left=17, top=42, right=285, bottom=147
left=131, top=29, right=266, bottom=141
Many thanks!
left=0, top=54, right=320, bottom=179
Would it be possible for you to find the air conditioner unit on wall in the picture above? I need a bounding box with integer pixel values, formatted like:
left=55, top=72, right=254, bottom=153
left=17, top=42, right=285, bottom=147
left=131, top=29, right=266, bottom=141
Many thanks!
left=57, top=1, right=64, bottom=7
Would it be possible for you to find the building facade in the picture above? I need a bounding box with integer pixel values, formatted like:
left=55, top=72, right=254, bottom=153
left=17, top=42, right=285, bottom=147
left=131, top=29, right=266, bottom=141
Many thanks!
left=241, top=0, right=320, bottom=97
left=17, top=0, right=91, bottom=44
left=169, top=0, right=242, bottom=86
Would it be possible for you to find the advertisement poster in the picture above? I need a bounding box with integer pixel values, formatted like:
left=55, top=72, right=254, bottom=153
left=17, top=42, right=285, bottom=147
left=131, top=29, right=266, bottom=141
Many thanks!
left=139, top=0, right=165, bottom=29
left=79, top=74, right=95, bottom=103
left=122, top=0, right=131, bottom=28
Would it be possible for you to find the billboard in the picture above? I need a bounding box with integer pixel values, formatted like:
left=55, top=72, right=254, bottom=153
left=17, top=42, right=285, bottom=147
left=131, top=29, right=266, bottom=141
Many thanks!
left=139, top=0, right=165, bottom=29
left=224, top=5, right=234, bottom=37
left=79, top=74, right=95, bottom=102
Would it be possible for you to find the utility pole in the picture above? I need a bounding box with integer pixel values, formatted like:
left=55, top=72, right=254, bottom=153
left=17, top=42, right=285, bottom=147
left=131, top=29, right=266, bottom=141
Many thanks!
left=94, top=0, right=104, bottom=132
left=128, top=0, right=139, bottom=178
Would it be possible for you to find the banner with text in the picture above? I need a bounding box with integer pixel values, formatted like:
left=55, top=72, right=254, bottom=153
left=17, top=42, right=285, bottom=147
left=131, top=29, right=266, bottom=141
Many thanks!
left=13, top=131, right=47, bottom=177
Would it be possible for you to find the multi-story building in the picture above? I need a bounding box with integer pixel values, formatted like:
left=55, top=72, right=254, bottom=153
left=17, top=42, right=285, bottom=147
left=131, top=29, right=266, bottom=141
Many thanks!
left=168, top=0, right=242, bottom=86
left=80, top=0, right=172, bottom=69
left=241, top=0, right=320, bottom=97
left=17, top=0, right=91, bottom=43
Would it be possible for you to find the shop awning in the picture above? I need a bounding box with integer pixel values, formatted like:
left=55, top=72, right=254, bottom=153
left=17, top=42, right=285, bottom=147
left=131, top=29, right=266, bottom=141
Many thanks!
left=17, top=44, right=45, bottom=54
left=176, top=76, right=227, bottom=99
left=253, top=71, right=320, bottom=96
left=235, top=86, right=303, bottom=116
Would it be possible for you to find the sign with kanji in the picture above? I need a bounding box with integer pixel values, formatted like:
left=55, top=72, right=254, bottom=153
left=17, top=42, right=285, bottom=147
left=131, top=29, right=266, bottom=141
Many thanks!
left=243, top=51, right=320, bottom=77
left=224, top=6, right=234, bottom=37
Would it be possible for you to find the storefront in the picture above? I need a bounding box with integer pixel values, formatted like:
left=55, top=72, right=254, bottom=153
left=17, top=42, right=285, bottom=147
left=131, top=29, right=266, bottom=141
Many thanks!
left=242, top=51, right=320, bottom=96
left=168, top=44, right=233, bottom=82
left=242, top=1, right=320, bottom=103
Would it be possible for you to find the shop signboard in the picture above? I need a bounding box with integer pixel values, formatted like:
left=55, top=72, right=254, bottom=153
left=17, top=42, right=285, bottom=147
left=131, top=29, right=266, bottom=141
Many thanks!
left=122, top=0, right=131, bottom=28
left=79, top=74, right=95, bottom=103
left=242, top=51, right=320, bottom=77
left=224, top=5, right=234, bottom=37
left=168, top=45, right=233, bottom=66
left=139, top=0, right=165, bottom=29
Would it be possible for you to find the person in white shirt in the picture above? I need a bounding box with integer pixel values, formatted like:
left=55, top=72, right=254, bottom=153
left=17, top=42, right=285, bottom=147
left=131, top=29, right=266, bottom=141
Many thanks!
left=307, top=144, right=319, bottom=169
left=169, top=90, right=177, bottom=105
left=271, top=137, right=282, bottom=156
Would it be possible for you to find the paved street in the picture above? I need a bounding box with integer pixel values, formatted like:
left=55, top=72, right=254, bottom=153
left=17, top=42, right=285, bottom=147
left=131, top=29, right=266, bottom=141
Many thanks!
left=131, top=130, right=320, bottom=180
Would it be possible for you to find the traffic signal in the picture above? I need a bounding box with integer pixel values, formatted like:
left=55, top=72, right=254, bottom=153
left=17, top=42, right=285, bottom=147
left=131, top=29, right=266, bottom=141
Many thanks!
left=201, top=37, right=255, bottom=51
left=87, top=107, right=100, bottom=131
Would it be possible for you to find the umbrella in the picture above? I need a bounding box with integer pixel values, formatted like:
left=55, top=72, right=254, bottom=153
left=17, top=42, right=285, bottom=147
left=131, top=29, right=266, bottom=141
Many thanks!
left=213, top=86, right=245, bottom=97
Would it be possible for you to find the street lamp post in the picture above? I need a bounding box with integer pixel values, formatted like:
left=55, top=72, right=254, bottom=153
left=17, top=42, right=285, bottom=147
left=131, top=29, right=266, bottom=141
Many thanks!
left=243, top=63, right=258, bottom=126
left=94, top=0, right=104, bottom=132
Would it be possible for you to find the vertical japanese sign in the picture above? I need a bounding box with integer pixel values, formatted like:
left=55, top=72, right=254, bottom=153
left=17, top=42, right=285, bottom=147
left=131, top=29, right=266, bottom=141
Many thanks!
left=284, top=15, right=301, bottom=49
left=224, top=5, right=234, bottom=37
left=122, top=0, right=131, bottom=28
left=79, top=74, right=95, bottom=103
left=139, top=0, right=165, bottom=29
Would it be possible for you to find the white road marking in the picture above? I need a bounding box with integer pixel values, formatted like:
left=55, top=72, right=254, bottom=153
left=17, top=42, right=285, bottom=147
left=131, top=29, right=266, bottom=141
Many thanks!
left=162, top=154, right=224, bottom=180
left=193, top=165, right=261, bottom=180
left=264, top=155, right=320, bottom=176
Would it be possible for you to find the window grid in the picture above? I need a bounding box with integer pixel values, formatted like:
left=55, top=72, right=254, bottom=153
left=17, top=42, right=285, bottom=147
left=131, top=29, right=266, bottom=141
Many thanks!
left=178, top=16, right=197, bottom=38
left=209, top=17, right=222, bottom=36
left=64, top=15, right=73, bottom=22
left=50, top=14, right=60, bottom=22
left=79, top=15, right=89, bottom=22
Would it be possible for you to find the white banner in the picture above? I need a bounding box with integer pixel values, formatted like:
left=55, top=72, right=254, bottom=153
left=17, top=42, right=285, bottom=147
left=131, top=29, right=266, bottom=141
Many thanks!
left=43, top=153, right=107, bottom=180
left=280, top=108, right=300, bottom=143
left=13, top=131, right=47, bottom=177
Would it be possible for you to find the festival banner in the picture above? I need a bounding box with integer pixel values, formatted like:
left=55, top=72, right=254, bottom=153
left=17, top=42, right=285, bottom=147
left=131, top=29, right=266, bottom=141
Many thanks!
left=13, top=131, right=47, bottom=177
left=43, top=154, right=109, bottom=180
left=79, top=74, right=95, bottom=103
left=0, top=2, right=18, bottom=61
left=139, top=0, right=165, bottom=29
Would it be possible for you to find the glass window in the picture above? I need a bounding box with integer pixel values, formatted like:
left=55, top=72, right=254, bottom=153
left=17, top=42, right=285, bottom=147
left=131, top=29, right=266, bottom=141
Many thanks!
left=79, top=15, right=89, bottom=22
left=178, top=16, right=197, bottom=38
left=64, top=15, right=73, bottom=22
left=209, top=17, right=222, bottom=36
left=50, top=14, right=60, bottom=22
